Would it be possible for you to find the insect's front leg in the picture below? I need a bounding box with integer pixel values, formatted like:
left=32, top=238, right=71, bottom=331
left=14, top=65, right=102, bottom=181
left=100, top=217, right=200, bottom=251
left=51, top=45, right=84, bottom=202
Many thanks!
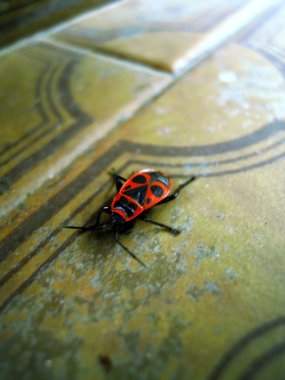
left=158, top=175, right=196, bottom=205
left=110, top=168, right=127, bottom=192
left=95, top=205, right=111, bottom=226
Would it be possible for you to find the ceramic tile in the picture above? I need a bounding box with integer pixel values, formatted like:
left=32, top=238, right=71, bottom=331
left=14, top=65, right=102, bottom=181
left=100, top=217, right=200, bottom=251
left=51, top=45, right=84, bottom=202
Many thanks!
left=1, top=35, right=285, bottom=380
left=0, top=41, right=170, bottom=218
left=237, top=0, right=285, bottom=58
left=54, top=0, right=281, bottom=72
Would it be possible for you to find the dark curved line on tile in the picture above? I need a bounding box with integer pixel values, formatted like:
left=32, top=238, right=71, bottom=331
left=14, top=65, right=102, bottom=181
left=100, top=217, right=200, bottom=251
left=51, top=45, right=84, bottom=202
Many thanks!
left=0, top=45, right=71, bottom=162
left=0, top=61, right=65, bottom=167
left=238, top=342, right=285, bottom=380
left=0, top=188, right=107, bottom=288
left=128, top=149, right=285, bottom=179
left=207, top=316, right=285, bottom=380
left=57, top=57, right=89, bottom=120
left=0, top=60, right=50, bottom=158
left=126, top=135, right=285, bottom=169
left=0, top=120, right=285, bottom=264
left=0, top=160, right=131, bottom=312
left=0, top=142, right=123, bottom=265
left=0, top=58, right=93, bottom=189
left=47, top=60, right=66, bottom=122
left=0, top=126, right=50, bottom=168
left=1, top=144, right=285, bottom=290
left=197, top=149, right=285, bottom=177
left=120, top=120, right=285, bottom=157
left=1, top=147, right=285, bottom=312
left=0, top=159, right=130, bottom=287
left=135, top=150, right=285, bottom=177
left=0, top=233, right=78, bottom=313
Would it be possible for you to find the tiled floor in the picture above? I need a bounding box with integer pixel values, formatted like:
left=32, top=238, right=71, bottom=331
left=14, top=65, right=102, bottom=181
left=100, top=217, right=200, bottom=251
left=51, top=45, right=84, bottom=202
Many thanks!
left=1, top=1, right=285, bottom=379
left=0, top=0, right=113, bottom=47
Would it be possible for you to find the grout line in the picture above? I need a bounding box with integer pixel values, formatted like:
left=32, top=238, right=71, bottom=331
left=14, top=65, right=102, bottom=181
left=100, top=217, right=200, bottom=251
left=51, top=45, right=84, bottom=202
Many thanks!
left=0, top=0, right=127, bottom=57
left=173, top=0, right=284, bottom=72
left=45, top=37, right=173, bottom=76
left=44, top=0, right=282, bottom=78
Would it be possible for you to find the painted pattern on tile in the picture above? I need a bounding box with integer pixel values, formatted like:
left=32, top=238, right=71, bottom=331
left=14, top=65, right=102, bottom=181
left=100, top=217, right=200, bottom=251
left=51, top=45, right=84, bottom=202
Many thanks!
left=1, top=117, right=285, bottom=313
left=1, top=1, right=285, bottom=380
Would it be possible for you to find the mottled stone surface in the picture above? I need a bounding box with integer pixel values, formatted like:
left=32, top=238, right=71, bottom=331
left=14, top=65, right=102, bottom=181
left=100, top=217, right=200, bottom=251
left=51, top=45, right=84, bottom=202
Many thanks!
left=1, top=1, right=285, bottom=380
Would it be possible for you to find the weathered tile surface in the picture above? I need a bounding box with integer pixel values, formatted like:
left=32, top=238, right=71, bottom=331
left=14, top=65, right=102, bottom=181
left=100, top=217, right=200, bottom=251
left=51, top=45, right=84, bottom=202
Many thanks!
left=238, top=0, right=285, bottom=55
left=53, top=0, right=282, bottom=72
left=0, top=41, right=170, bottom=218
left=1, top=1, right=285, bottom=380
left=1, top=23, right=285, bottom=380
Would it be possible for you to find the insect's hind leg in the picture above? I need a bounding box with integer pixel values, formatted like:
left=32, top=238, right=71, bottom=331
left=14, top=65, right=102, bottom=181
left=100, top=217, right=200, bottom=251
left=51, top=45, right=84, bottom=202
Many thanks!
left=114, top=231, right=147, bottom=268
left=110, top=168, right=127, bottom=192
left=63, top=205, right=111, bottom=232
left=64, top=222, right=111, bottom=232
left=139, top=215, right=180, bottom=235
left=158, top=175, right=196, bottom=205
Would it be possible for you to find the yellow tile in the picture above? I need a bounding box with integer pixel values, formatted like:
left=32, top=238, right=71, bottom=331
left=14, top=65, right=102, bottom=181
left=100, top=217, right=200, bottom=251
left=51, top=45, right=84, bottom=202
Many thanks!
left=239, top=0, right=285, bottom=51
left=54, top=0, right=281, bottom=72
left=1, top=35, right=285, bottom=380
left=0, top=41, right=170, bottom=218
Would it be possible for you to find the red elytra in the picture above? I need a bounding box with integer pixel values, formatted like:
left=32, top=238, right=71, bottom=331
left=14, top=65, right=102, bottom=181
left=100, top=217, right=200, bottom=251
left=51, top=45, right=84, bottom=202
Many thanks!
left=111, top=169, right=172, bottom=222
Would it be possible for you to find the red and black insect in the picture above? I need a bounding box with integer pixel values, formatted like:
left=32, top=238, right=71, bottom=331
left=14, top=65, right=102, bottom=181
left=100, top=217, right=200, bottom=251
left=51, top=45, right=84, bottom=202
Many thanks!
left=65, top=169, right=196, bottom=267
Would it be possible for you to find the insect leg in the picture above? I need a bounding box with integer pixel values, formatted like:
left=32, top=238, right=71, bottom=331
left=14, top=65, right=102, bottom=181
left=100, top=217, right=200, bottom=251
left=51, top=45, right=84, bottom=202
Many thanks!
left=64, top=222, right=111, bottom=232
left=158, top=175, right=196, bottom=205
left=63, top=205, right=111, bottom=231
left=110, top=168, right=127, bottom=192
left=95, top=205, right=111, bottom=226
left=139, top=215, right=180, bottom=235
left=114, top=231, right=147, bottom=268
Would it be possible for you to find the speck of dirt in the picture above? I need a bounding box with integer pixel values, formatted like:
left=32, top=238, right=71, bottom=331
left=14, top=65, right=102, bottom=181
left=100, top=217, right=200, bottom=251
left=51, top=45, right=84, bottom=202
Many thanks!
left=98, top=354, right=112, bottom=373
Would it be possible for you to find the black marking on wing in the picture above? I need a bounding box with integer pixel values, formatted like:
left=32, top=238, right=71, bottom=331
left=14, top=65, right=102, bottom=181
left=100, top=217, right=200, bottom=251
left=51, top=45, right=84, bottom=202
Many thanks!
left=146, top=171, right=169, bottom=187
left=132, top=174, right=147, bottom=184
left=150, top=185, right=164, bottom=197
left=124, top=185, right=148, bottom=206
left=114, top=197, right=137, bottom=217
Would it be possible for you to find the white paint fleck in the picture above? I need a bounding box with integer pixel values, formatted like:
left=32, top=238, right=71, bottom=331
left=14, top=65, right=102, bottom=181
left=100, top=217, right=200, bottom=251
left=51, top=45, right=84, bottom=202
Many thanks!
left=219, top=71, right=237, bottom=83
